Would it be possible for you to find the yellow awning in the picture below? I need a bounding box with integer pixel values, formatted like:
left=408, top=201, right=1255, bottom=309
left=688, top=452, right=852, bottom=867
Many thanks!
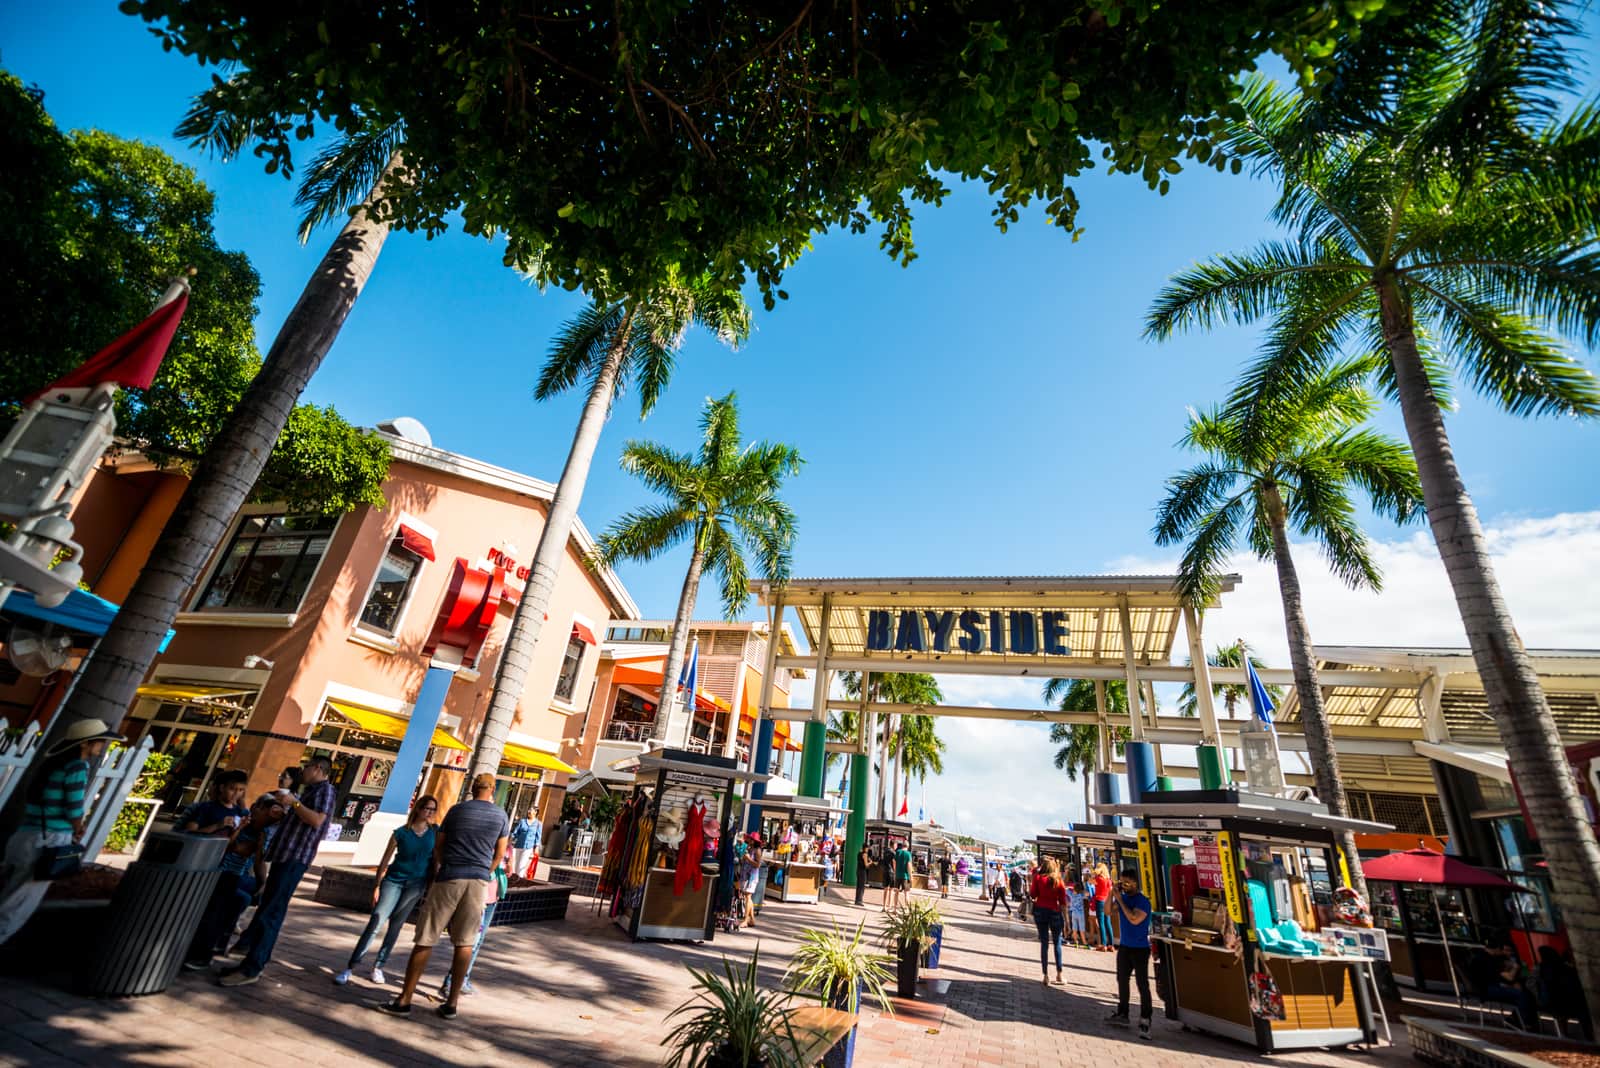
left=136, top=683, right=254, bottom=702
left=502, top=742, right=577, bottom=774
left=326, top=700, right=470, bottom=751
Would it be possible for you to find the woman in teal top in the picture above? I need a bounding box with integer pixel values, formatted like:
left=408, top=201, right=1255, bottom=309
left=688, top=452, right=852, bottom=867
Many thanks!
left=335, top=796, right=438, bottom=986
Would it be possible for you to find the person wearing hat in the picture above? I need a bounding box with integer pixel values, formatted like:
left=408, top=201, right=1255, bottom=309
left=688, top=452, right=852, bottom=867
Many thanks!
left=0, top=718, right=121, bottom=944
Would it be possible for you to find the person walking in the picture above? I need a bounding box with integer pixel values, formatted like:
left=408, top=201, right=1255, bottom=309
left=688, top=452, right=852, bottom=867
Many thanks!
left=381, top=774, right=509, bottom=1020
left=1031, top=858, right=1068, bottom=985
left=854, top=844, right=871, bottom=908
left=220, top=755, right=336, bottom=986
left=987, top=863, right=1012, bottom=916
left=1066, top=881, right=1089, bottom=948
left=0, top=719, right=121, bottom=944
left=736, top=834, right=763, bottom=928
left=1018, top=861, right=1036, bottom=923
left=1105, top=868, right=1155, bottom=1040
left=335, top=795, right=438, bottom=986
left=937, top=853, right=951, bottom=899
left=509, top=809, right=541, bottom=879
left=821, top=849, right=835, bottom=895
left=893, top=841, right=913, bottom=908
left=953, top=855, right=969, bottom=896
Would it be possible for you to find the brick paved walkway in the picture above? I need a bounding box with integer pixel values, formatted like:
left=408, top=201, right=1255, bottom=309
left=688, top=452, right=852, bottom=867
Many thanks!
left=0, top=874, right=1413, bottom=1067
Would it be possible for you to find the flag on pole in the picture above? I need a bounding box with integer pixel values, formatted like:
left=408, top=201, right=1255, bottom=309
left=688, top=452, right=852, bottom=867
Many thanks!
left=1245, top=654, right=1276, bottom=733
left=28, top=291, right=190, bottom=401
left=677, top=637, right=699, bottom=705
left=897, top=796, right=909, bottom=818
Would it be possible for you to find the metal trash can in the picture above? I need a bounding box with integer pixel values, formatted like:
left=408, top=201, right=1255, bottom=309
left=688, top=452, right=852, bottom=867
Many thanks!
left=79, top=831, right=224, bottom=996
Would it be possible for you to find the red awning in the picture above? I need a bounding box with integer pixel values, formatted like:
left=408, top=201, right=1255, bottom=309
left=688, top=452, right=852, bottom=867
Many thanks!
left=397, top=523, right=436, bottom=561
left=572, top=620, right=598, bottom=645
left=1363, top=848, right=1522, bottom=890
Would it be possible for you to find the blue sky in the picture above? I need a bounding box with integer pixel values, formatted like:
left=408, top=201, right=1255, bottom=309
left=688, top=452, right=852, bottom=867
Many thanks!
left=7, top=7, right=1598, bottom=843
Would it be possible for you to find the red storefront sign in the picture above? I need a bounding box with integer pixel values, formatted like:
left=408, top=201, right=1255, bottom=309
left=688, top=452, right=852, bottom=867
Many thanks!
left=1195, top=838, right=1223, bottom=890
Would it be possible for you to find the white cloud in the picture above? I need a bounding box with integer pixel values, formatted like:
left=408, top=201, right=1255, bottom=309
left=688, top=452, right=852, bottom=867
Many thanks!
left=898, top=510, right=1600, bottom=849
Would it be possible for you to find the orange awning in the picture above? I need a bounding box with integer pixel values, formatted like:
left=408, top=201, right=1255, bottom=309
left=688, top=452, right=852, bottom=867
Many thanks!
left=612, top=665, right=726, bottom=712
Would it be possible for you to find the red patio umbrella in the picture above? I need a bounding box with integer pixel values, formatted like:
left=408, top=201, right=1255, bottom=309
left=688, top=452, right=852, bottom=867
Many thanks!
left=1364, top=847, right=1522, bottom=1007
left=1363, top=848, right=1520, bottom=891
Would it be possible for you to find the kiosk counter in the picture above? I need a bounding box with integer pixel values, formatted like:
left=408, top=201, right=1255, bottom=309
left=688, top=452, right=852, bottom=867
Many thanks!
left=602, top=750, right=769, bottom=942
left=757, top=796, right=850, bottom=904
left=1096, top=789, right=1393, bottom=1054
left=863, top=819, right=914, bottom=891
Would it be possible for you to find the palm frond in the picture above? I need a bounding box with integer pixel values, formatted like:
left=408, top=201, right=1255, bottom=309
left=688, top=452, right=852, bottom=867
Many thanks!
left=1145, top=241, right=1348, bottom=339
left=592, top=502, right=696, bottom=568
left=537, top=302, right=623, bottom=401
left=293, top=119, right=405, bottom=240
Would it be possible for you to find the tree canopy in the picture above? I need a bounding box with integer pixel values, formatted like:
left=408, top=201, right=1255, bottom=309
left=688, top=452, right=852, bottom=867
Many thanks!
left=0, top=70, right=389, bottom=514
left=123, top=0, right=1406, bottom=305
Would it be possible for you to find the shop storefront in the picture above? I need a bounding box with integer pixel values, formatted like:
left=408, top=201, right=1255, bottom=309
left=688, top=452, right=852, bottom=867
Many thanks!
left=54, top=418, right=640, bottom=849
left=1034, top=824, right=1139, bottom=887
left=1097, top=789, right=1391, bottom=1054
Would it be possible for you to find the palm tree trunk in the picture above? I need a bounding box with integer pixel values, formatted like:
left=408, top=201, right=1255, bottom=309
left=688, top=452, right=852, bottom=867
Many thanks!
left=653, top=531, right=707, bottom=747
left=57, top=162, right=397, bottom=737
left=468, top=307, right=635, bottom=782
left=1262, top=482, right=1368, bottom=900
left=1380, top=276, right=1600, bottom=1022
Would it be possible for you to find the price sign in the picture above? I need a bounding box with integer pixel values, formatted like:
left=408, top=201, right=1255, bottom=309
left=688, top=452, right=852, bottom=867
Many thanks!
left=1195, top=838, right=1223, bottom=890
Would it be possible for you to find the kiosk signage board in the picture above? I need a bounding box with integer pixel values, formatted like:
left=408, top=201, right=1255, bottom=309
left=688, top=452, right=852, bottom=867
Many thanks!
left=1215, top=830, right=1244, bottom=924
left=1195, top=839, right=1223, bottom=890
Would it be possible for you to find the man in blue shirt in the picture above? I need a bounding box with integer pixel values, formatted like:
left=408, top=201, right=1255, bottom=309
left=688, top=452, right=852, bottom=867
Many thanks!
left=1106, top=867, right=1155, bottom=1039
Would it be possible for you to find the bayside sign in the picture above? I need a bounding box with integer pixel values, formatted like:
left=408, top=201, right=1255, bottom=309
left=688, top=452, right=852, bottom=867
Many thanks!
left=864, top=608, right=1072, bottom=656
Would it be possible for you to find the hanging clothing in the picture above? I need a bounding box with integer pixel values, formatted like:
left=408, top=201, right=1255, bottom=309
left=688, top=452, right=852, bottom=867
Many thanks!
left=673, top=801, right=707, bottom=896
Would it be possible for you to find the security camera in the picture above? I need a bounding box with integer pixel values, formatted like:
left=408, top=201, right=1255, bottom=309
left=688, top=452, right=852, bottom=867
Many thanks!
left=243, top=654, right=275, bottom=670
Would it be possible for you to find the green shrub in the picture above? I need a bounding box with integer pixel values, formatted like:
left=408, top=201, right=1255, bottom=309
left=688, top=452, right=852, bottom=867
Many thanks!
left=103, top=750, right=176, bottom=854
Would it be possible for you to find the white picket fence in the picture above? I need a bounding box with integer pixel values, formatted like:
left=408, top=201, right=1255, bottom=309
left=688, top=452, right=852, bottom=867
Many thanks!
left=0, top=720, right=153, bottom=859
left=0, top=718, right=45, bottom=812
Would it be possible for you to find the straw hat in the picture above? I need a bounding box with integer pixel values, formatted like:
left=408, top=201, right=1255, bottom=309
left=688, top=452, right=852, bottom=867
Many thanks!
left=47, top=718, right=123, bottom=756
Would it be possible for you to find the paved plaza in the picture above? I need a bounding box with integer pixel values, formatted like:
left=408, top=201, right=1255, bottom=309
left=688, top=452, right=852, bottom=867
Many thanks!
left=0, top=875, right=1419, bottom=1068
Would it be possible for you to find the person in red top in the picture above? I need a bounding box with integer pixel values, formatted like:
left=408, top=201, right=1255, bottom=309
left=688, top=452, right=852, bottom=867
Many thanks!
left=1030, top=857, right=1069, bottom=985
left=1092, top=861, right=1115, bottom=951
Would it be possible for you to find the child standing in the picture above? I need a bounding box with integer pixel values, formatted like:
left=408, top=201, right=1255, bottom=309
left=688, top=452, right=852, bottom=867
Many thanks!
left=1066, top=882, right=1088, bottom=947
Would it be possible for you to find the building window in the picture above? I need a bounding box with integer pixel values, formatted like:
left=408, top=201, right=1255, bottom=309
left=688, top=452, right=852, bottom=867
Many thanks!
left=553, top=636, right=585, bottom=702
left=360, top=538, right=424, bottom=634
left=197, top=513, right=337, bottom=612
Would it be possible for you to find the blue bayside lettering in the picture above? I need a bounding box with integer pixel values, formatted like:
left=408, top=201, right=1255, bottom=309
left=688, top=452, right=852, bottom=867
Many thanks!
left=1008, top=611, right=1038, bottom=655
left=924, top=610, right=956, bottom=652
left=894, top=611, right=926, bottom=652
left=989, top=611, right=1006, bottom=654
left=956, top=610, right=985, bottom=652
left=866, top=610, right=893, bottom=651
left=1042, top=610, right=1070, bottom=655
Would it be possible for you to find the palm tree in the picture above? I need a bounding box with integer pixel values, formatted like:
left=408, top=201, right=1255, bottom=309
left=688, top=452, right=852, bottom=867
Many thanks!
left=469, top=282, right=752, bottom=781
left=1178, top=641, right=1282, bottom=719
left=1145, top=3, right=1600, bottom=1008
left=592, top=392, right=801, bottom=748
left=57, top=103, right=404, bottom=734
left=1151, top=356, right=1425, bottom=897
left=896, top=714, right=947, bottom=817
left=1043, top=678, right=1131, bottom=820
left=838, top=671, right=942, bottom=819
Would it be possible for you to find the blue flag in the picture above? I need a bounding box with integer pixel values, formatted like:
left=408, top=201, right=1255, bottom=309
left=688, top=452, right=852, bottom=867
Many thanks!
left=678, top=638, right=699, bottom=704
left=1245, top=655, right=1276, bottom=733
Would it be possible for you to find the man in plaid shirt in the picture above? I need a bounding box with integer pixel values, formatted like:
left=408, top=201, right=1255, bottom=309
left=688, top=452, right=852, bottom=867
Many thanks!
left=221, top=755, right=336, bottom=985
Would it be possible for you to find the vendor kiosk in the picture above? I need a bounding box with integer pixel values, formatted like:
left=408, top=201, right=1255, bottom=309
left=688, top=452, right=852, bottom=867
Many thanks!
left=1036, top=823, right=1139, bottom=884
left=1097, top=789, right=1392, bottom=1053
left=864, top=819, right=914, bottom=890
left=756, top=796, right=850, bottom=904
left=1370, top=881, right=1485, bottom=992
left=599, top=749, right=769, bottom=942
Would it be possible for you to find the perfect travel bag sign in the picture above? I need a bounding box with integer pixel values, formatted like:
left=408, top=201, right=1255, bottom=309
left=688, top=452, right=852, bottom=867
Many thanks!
left=863, top=608, right=1072, bottom=656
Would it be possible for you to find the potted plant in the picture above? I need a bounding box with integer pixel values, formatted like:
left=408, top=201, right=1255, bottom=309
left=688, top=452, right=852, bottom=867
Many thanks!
left=784, top=922, right=895, bottom=1068
left=881, top=899, right=942, bottom=999
left=664, top=947, right=804, bottom=1068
